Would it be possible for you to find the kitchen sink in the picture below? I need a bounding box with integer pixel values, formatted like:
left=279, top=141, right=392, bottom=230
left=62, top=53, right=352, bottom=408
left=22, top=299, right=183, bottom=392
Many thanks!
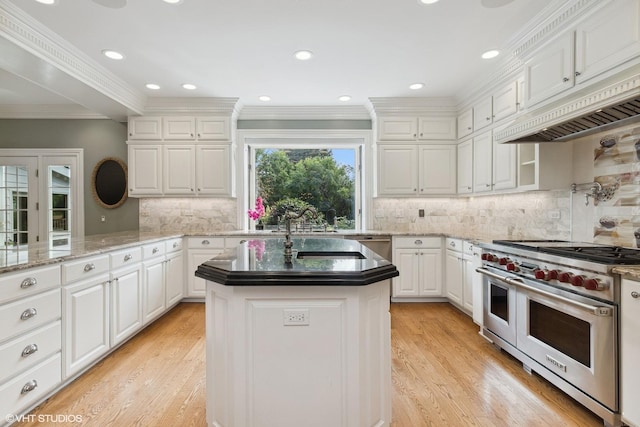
left=296, top=251, right=365, bottom=260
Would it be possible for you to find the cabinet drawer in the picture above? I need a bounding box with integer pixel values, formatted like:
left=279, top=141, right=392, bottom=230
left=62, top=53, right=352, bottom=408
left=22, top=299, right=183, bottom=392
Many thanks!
left=165, top=238, right=183, bottom=254
left=142, top=242, right=166, bottom=259
left=225, top=237, right=251, bottom=248
left=0, top=265, right=61, bottom=305
left=187, top=237, right=225, bottom=249
left=445, top=238, right=462, bottom=252
left=0, top=321, right=61, bottom=384
left=393, top=237, right=441, bottom=248
left=0, top=289, right=61, bottom=344
left=463, top=241, right=475, bottom=255
left=0, top=353, right=61, bottom=420
left=110, top=247, right=142, bottom=270
left=61, top=255, right=110, bottom=284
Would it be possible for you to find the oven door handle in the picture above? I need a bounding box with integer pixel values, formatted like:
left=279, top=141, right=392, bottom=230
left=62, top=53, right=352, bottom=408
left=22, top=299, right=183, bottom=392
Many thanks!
left=507, top=278, right=612, bottom=317
left=475, top=267, right=510, bottom=284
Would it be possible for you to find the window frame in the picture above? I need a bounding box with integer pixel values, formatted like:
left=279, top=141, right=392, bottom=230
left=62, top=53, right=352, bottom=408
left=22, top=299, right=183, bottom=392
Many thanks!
left=236, top=129, right=373, bottom=232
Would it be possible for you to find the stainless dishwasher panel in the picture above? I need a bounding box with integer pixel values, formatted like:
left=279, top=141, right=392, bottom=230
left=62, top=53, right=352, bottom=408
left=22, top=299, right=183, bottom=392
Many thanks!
left=344, top=235, right=392, bottom=261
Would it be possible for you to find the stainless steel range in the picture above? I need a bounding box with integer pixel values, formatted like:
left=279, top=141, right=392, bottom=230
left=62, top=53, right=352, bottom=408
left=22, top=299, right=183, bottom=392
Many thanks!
left=477, top=240, right=638, bottom=427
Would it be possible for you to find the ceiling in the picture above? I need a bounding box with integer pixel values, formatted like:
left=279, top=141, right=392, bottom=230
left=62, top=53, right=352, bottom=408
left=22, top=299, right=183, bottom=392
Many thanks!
left=0, top=0, right=557, bottom=119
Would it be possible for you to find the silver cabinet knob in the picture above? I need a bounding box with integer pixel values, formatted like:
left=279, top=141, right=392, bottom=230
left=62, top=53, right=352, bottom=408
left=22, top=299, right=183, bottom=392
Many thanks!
left=202, top=240, right=210, bottom=245
left=20, top=308, right=37, bottom=320
left=21, top=344, right=39, bottom=357
left=632, top=291, right=640, bottom=299
left=21, top=277, right=37, bottom=289
left=84, top=263, right=95, bottom=272
left=173, top=242, right=179, bottom=248
left=152, top=247, right=159, bottom=254
left=485, top=184, right=491, bottom=187
left=575, top=71, right=581, bottom=76
left=21, top=380, right=38, bottom=394
left=124, top=254, right=132, bottom=262
left=414, top=240, right=423, bottom=245
left=563, top=77, right=570, bottom=82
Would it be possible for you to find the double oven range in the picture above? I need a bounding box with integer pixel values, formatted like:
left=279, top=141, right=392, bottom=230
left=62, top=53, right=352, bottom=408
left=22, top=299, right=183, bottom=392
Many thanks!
left=477, top=240, right=638, bottom=427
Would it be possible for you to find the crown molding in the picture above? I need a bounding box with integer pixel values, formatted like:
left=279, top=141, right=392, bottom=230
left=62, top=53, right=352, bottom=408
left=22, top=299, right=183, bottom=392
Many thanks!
left=0, top=0, right=145, bottom=116
left=141, top=97, right=241, bottom=116
left=0, top=104, right=109, bottom=119
left=237, top=105, right=372, bottom=120
left=367, top=97, right=458, bottom=117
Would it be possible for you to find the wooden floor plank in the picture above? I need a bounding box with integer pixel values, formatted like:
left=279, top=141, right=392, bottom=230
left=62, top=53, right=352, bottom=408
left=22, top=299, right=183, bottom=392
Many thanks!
left=16, top=302, right=603, bottom=426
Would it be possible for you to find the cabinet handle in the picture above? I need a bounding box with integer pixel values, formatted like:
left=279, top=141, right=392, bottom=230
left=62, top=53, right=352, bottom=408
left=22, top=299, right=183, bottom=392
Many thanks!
left=413, top=188, right=417, bottom=192
left=21, top=344, right=39, bottom=357
left=173, top=242, right=179, bottom=248
left=124, top=254, right=132, bottom=262
left=84, top=263, right=96, bottom=272
left=153, top=247, right=160, bottom=254
left=632, top=291, right=640, bottom=299
left=21, top=277, right=37, bottom=289
left=21, top=380, right=38, bottom=394
left=486, top=117, right=490, bottom=121
left=467, top=127, right=472, bottom=130
left=415, top=252, right=419, bottom=255
left=414, top=239, right=423, bottom=245
left=420, top=188, right=424, bottom=192
left=197, top=133, right=201, bottom=138
left=485, top=184, right=491, bottom=188
left=449, top=241, right=456, bottom=247
left=129, top=132, right=133, bottom=137
left=419, top=133, right=423, bottom=137
left=467, top=186, right=471, bottom=190
left=562, top=77, right=570, bottom=82
left=20, top=308, right=37, bottom=320
left=413, top=133, right=417, bottom=138
left=190, top=133, right=194, bottom=137
left=202, top=240, right=210, bottom=245
left=197, top=188, right=201, bottom=191
left=191, top=188, right=194, bottom=192
left=575, top=71, right=581, bottom=77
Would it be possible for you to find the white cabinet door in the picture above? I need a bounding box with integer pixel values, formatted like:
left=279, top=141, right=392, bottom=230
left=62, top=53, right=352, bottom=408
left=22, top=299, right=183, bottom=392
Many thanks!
left=457, top=139, right=473, bottom=194
left=187, top=250, right=223, bottom=297
left=110, top=265, right=143, bottom=347
left=457, top=108, right=473, bottom=139
left=473, top=131, right=493, bottom=193
left=492, top=81, right=518, bottom=122
left=163, top=117, right=196, bottom=140
left=128, top=145, right=163, bottom=196
left=165, top=251, right=184, bottom=307
left=392, top=249, right=421, bottom=297
left=377, top=145, right=418, bottom=196
left=128, top=117, right=162, bottom=140
left=63, top=274, right=110, bottom=378
left=377, top=117, right=418, bottom=141
left=417, top=116, right=457, bottom=140
left=418, top=145, right=456, bottom=195
left=196, top=117, right=230, bottom=140
left=621, top=279, right=640, bottom=427
left=419, top=249, right=443, bottom=297
left=445, top=250, right=463, bottom=306
left=196, top=145, right=230, bottom=195
left=473, top=97, right=493, bottom=132
left=575, top=0, right=640, bottom=84
left=525, top=32, right=574, bottom=106
left=462, top=255, right=474, bottom=314
left=492, top=140, right=517, bottom=191
left=163, top=145, right=195, bottom=195
left=143, top=259, right=166, bottom=325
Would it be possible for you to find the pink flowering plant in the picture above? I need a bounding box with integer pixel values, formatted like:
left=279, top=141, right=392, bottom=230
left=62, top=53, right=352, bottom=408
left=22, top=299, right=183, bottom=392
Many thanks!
left=248, top=197, right=265, bottom=221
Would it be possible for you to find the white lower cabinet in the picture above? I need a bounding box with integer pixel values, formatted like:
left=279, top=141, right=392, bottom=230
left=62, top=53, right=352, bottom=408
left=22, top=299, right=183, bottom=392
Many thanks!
left=110, top=264, right=143, bottom=347
left=621, top=278, right=640, bottom=427
left=143, top=255, right=166, bottom=325
left=62, top=272, right=110, bottom=378
left=392, top=237, right=443, bottom=299
left=186, top=237, right=225, bottom=297
left=444, top=238, right=475, bottom=315
left=165, top=250, right=185, bottom=307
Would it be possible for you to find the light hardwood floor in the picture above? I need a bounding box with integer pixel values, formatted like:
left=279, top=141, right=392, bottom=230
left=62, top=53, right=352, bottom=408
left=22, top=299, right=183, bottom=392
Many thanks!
left=17, top=302, right=602, bottom=426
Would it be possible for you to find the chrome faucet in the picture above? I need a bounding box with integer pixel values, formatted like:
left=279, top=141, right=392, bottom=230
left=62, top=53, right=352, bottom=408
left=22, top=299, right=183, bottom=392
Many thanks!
left=283, top=207, right=318, bottom=263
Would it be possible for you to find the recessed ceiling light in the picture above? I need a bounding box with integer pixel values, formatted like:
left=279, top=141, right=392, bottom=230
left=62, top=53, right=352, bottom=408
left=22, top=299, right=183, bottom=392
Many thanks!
left=481, top=49, right=500, bottom=59
left=338, top=95, right=352, bottom=102
left=259, top=95, right=271, bottom=102
left=163, top=0, right=183, bottom=4
left=182, top=83, right=197, bottom=90
left=418, top=0, right=439, bottom=4
left=294, top=50, right=314, bottom=61
left=35, top=0, right=56, bottom=4
left=102, top=49, right=124, bottom=60
left=145, top=83, right=160, bottom=90
left=409, top=83, right=425, bottom=90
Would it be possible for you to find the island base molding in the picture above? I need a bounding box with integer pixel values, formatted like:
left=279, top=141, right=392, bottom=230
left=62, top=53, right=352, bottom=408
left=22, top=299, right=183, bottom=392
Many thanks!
left=205, top=280, right=392, bottom=427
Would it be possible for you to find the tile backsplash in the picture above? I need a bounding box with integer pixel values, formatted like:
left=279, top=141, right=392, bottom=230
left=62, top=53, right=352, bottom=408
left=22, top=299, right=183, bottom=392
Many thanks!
left=139, top=198, right=239, bottom=233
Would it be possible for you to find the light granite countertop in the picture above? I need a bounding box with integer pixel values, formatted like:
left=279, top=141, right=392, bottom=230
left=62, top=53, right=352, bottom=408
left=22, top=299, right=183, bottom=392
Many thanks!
left=612, top=266, right=640, bottom=280
left=0, top=229, right=482, bottom=275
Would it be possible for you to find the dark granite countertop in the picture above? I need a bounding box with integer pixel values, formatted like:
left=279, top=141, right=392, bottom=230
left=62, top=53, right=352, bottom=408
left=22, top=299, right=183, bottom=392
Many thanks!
left=195, top=237, right=399, bottom=286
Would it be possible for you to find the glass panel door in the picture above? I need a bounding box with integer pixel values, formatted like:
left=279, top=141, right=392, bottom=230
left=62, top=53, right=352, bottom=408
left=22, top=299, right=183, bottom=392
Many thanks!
left=48, top=165, right=72, bottom=250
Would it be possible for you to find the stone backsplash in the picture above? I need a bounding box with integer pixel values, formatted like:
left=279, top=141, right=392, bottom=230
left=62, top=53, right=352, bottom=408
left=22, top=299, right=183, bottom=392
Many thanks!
left=139, top=198, right=239, bottom=233
left=372, top=190, right=571, bottom=241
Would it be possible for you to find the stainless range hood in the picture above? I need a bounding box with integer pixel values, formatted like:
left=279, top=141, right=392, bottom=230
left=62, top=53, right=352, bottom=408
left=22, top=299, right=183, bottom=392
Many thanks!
left=495, top=73, right=640, bottom=144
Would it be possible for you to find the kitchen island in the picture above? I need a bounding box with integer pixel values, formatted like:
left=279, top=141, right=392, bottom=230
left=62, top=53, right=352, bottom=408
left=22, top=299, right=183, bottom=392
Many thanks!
left=195, top=237, right=398, bottom=427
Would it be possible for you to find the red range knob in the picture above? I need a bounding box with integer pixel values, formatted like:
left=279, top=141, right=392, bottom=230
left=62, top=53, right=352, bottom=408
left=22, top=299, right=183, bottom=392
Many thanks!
left=534, top=269, right=547, bottom=280
left=506, top=263, right=518, bottom=272
left=499, top=258, right=509, bottom=265
left=584, top=278, right=604, bottom=291
left=571, top=275, right=585, bottom=287
left=481, top=253, right=488, bottom=261
left=547, top=270, right=558, bottom=280
left=558, top=272, right=573, bottom=283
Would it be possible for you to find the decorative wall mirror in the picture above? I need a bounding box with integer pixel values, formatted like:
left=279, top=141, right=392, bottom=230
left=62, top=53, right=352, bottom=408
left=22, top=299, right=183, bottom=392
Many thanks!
left=91, top=157, right=128, bottom=209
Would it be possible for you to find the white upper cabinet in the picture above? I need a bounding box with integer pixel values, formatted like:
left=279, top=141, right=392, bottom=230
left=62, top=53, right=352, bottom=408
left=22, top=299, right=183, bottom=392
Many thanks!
left=472, top=131, right=493, bottom=193
left=128, top=145, right=163, bottom=196
left=418, top=145, right=457, bottom=195
left=457, top=108, right=473, bottom=139
left=196, top=145, right=231, bottom=195
left=163, top=117, right=196, bottom=140
left=128, top=117, right=162, bottom=140
left=457, top=139, right=473, bottom=194
left=524, top=32, right=575, bottom=107
left=575, top=0, right=640, bottom=84
left=492, top=139, right=516, bottom=191
left=377, top=116, right=456, bottom=141
left=196, top=117, right=231, bottom=140
left=473, top=97, right=493, bottom=132
left=492, top=81, right=518, bottom=122
left=163, top=145, right=196, bottom=195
